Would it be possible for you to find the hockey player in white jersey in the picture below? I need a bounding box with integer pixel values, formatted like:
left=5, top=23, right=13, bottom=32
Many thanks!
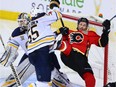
left=0, top=12, right=81, bottom=87
left=0, top=1, right=67, bottom=87
left=0, top=12, right=35, bottom=87
left=0, top=11, right=62, bottom=87
left=0, top=1, right=81, bottom=87
left=27, top=0, right=63, bottom=87
left=0, top=12, right=30, bottom=67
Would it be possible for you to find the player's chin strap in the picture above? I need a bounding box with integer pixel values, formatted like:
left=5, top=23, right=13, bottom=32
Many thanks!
left=0, top=34, right=22, bottom=87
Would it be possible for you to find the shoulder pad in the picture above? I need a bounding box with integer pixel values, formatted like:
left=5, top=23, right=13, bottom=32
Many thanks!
left=11, top=27, right=26, bottom=37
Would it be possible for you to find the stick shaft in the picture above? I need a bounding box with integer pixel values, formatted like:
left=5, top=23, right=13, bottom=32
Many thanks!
left=110, top=15, right=116, bottom=21
left=0, top=34, right=5, bottom=49
left=10, top=64, right=22, bottom=86
left=60, top=18, right=65, bottom=27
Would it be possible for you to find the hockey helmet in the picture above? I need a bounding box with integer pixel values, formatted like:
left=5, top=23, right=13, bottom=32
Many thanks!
left=78, top=17, right=89, bottom=26
left=17, top=12, right=30, bottom=28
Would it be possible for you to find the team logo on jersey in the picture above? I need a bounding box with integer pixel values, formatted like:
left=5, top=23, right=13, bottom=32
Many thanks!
left=69, top=32, right=84, bottom=44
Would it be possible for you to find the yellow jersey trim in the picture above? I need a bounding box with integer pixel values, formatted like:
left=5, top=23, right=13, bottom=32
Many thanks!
left=28, top=36, right=55, bottom=49
left=98, top=38, right=102, bottom=47
left=72, top=47, right=85, bottom=55
left=8, top=43, right=18, bottom=49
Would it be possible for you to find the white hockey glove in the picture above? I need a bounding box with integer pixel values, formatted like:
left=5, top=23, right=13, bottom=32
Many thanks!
left=49, top=34, right=62, bottom=53
left=0, top=45, right=18, bottom=67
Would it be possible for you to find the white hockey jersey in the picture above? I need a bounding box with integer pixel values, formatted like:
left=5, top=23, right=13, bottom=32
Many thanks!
left=8, top=27, right=28, bottom=55
left=27, top=7, right=62, bottom=54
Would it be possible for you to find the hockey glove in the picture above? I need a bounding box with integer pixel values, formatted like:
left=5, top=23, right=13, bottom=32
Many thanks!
left=49, top=0, right=60, bottom=9
left=0, top=45, right=18, bottom=67
left=102, top=19, right=111, bottom=34
left=59, top=27, right=69, bottom=35
left=49, top=34, right=62, bottom=52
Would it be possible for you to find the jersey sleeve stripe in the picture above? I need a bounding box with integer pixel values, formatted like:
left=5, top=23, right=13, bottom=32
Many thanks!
left=8, top=43, right=19, bottom=49
left=8, top=39, right=19, bottom=46
left=98, top=38, right=102, bottom=47
left=72, top=47, right=85, bottom=55
left=59, top=41, right=67, bottom=52
left=28, top=36, right=55, bottom=49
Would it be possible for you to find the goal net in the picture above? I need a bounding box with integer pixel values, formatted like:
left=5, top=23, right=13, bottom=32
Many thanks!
left=51, top=13, right=116, bottom=86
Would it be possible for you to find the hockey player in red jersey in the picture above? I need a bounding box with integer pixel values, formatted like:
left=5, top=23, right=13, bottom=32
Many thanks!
left=55, top=17, right=111, bottom=87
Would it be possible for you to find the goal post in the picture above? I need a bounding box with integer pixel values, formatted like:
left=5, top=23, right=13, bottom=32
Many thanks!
left=104, top=45, right=108, bottom=86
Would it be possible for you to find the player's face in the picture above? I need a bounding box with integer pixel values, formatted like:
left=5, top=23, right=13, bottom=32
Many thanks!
left=78, top=22, right=88, bottom=31
left=18, top=19, right=28, bottom=27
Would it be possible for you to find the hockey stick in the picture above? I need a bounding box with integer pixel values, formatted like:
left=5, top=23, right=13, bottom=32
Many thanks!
left=90, top=15, right=116, bottom=23
left=60, top=18, right=65, bottom=27
left=0, top=34, right=5, bottom=49
left=90, top=15, right=105, bottom=23
left=110, top=15, right=116, bottom=21
left=0, top=34, right=22, bottom=87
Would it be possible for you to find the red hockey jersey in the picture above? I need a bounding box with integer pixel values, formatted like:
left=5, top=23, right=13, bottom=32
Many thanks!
left=59, top=30, right=101, bottom=56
